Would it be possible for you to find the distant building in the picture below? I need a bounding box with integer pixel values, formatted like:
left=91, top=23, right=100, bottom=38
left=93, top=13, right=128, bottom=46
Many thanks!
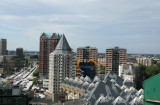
left=97, top=57, right=106, bottom=66
left=77, top=60, right=97, bottom=79
left=106, top=47, right=127, bottom=75
left=48, top=35, right=76, bottom=102
left=16, top=48, right=24, bottom=58
left=9, top=50, right=16, bottom=55
left=97, top=57, right=106, bottom=77
left=136, top=57, right=153, bottom=66
left=77, top=46, right=98, bottom=63
left=0, top=55, right=25, bottom=75
left=39, top=33, right=61, bottom=76
left=0, top=39, right=7, bottom=55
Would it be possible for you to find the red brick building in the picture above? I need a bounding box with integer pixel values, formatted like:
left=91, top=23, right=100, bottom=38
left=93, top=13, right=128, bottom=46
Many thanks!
left=39, top=33, right=61, bottom=75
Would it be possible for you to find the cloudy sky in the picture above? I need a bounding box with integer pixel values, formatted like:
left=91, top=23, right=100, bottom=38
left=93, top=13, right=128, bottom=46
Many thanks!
left=0, top=0, right=160, bottom=54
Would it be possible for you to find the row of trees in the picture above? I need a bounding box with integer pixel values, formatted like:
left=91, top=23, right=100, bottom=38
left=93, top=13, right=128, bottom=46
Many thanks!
left=33, top=68, right=39, bottom=85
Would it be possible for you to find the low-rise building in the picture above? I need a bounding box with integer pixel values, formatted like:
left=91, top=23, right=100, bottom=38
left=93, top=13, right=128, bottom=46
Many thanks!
left=97, top=57, right=106, bottom=66
left=43, top=79, right=49, bottom=89
left=119, top=64, right=135, bottom=82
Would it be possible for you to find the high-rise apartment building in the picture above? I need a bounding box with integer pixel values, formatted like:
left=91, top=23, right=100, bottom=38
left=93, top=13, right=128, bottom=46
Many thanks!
left=48, top=35, right=76, bottom=102
left=48, top=35, right=76, bottom=95
left=16, top=48, right=24, bottom=58
left=106, top=47, right=127, bottom=75
left=39, top=33, right=61, bottom=75
left=0, top=39, right=7, bottom=55
left=77, top=46, right=98, bottom=63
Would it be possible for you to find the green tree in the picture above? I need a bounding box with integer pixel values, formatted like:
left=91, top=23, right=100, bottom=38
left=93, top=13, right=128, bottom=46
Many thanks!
left=157, top=63, right=160, bottom=68
left=135, top=64, right=147, bottom=89
left=146, top=66, right=160, bottom=77
left=33, top=68, right=39, bottom=78
left=33, top=77, right=38, bottom=85
left=100, top=65, right=105, bottom=70
left=2, top=81, right=9, bottom=85
left=152, top=60, right=157, bottom=65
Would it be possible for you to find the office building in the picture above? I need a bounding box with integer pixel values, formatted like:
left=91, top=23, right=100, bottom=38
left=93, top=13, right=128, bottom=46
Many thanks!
left=0, top=39, right=7, bottom=55
left=39, top=33, right=61, bottom=75
left=106, top=47, right=127, bottom=75
left=48, top=35, right=76, bottom=102
left=77, top=46, right=98, bottom=63
left=16, top=48, right=24, bottom=58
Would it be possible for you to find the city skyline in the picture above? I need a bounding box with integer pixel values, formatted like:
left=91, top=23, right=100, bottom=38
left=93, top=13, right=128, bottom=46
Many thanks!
left=0, top=0, right=160, bottom=54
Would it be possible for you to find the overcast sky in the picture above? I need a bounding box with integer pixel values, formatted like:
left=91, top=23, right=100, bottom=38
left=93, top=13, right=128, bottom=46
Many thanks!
left=0, top=0, right=160, bottom=54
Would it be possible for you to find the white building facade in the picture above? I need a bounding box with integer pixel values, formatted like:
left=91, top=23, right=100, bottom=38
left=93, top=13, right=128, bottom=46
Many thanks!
left=43, top=79, right=49, bottom=89
left=48, top=35, right=76, bottom=94
left=119, top=64, right=135, bottom=82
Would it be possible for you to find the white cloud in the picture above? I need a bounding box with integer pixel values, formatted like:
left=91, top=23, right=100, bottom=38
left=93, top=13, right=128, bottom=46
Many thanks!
left=0, top=0, right=160, bottom=53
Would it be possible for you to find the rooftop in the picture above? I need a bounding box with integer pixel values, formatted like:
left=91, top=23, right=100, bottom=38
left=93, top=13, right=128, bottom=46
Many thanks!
left=41, top=33, right=61, bottom=38
left=51, top=35, right=72, bottom=55
left=77, top=46, right=97, bottom=49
